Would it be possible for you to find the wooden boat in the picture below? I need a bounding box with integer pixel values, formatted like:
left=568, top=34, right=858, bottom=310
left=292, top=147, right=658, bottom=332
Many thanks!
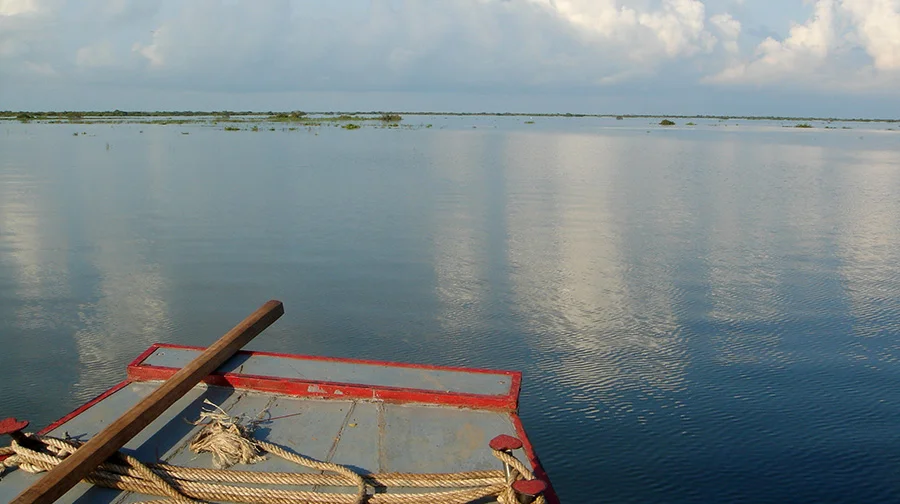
left=0, top=301, right=557, bottom=504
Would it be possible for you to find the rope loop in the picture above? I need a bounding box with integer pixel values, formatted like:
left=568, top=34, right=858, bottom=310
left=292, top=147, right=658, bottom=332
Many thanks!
left=0, top=408, right=545, bottom=503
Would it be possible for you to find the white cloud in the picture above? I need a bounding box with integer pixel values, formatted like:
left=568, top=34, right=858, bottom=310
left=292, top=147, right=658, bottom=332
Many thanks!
left=76, top=41, right=115, bottom=68
left=842, top=0, right=900, bottom=70
left=710, top=13, right=741, bottom=53
left=707, top=0, right=900, bottom=90
left=637, top=0, right=716, bottom=57
left=711, top=0, right=837, bottom=83
left=0, top=0, right=41, bottom=16
left=1, top=0, right=900, bottom=108
left=538, top=0, right=717, bottom=60
left=120, top=0, right=726, bottom=92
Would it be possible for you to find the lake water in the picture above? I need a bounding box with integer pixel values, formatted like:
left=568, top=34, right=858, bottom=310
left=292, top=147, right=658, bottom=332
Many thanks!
left=2, top=117, right=900, bottom=502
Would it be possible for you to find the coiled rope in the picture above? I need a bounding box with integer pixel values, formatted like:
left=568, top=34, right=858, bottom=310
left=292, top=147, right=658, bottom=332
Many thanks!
left=0, top=409, right=545, bottom=504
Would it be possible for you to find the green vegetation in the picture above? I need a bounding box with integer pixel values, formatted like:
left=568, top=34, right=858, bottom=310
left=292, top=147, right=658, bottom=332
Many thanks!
left=2, top=110, right=899, bottom=125
left=4, top=110, right=899, bottom=137
left=270, top=111, right=307, bottom=121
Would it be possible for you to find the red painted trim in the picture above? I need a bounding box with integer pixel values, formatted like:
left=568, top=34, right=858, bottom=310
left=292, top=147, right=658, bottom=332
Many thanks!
left=149, top=343, right=520, bottom=376
left=127, top=344, right=162, bottom=369
left=1, top=380, right=134, bottom=464
left=38, top=380, right=131, bottom=435
left=511, top=413, right=560, bottom=504
left=129, top=344, right=521, bottom=411
left=1, top=351, right=556, bottom=501
left=509, top=372, right=522, bottom=408
left=128, top=365, right=518, bottom=411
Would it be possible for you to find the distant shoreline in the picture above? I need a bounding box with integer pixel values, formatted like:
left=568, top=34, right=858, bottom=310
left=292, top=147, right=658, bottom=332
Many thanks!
left=2, top=111, right=899, bottom=123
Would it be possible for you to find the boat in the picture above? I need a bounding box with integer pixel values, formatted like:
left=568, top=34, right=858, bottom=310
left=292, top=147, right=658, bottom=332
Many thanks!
left=0, top=301, right=557, bottom=503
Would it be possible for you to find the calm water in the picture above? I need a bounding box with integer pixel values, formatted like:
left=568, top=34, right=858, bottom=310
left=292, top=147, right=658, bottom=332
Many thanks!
left=2, top=118, right=900, bottom=502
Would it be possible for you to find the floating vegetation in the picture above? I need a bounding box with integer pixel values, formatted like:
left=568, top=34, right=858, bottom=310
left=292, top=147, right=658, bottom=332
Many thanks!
left=616, top=116, right=624, bottom=120
left=72, top=132, right=79, bottom=136
left=181, top=132, right=190, bottom=135
left=2, top=110, right=899, bottom=126
left=795, top=123, right=813, bottom=128
left=288, top=127, right=297, bottom=131
left=426, top=124, right=432, bottom=128
left=251, top=125, right=259, bottom=132
left=269, top=127, right=275, bottom=131
left=224, top=126, right=240, bottom=131
left=659, top=119, right=676, bottom=126
left=269, top=111, right=307, bottom=122
left=379, top=113, right=402, bottom=122
left=524, top=121, right=535, bottom=124
left=342, top=123, right=361, bottom=130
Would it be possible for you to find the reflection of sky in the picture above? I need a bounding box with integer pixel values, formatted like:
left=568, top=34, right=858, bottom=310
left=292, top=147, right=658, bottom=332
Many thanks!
left=501, top=132, right=688, bottom=413
left=427, top=127, right=900, bottom=424
left=70, top=128, right=172, bottom=401
left=0, top=172, right=70, bottom=311
left=702, top=139, right=798, bottom=366
left=430, top=131, right=491, bottom=333
left=835, top=149, right=900, bottom=354
left=0, top=126, right=172, bottom=409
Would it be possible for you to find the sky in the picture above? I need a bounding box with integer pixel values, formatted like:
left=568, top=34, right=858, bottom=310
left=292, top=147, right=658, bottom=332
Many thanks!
left=1, top=0, right=899, bottom=117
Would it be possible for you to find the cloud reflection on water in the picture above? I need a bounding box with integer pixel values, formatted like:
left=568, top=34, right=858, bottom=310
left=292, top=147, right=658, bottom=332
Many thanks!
left=835, top=149, right=900, bottom=361
left=0, top=129, right=174, bottom=405
left=499, top=131, right=689, bottom=419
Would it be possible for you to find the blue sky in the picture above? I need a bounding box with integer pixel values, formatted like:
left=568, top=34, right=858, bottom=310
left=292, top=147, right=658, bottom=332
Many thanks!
left=1, top=0, right=899, bottom=117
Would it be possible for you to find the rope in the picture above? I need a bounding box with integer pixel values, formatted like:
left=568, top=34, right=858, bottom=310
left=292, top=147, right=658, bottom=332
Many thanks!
left=0, top=432, right=545, bottom=503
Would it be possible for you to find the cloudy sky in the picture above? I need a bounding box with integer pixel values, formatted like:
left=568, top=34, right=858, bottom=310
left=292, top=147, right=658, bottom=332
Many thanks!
left=1, top=0, right=899, bottom=116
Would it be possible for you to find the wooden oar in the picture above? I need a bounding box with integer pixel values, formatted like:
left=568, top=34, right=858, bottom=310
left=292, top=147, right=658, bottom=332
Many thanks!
left=11, top=299, right=285, bottom=504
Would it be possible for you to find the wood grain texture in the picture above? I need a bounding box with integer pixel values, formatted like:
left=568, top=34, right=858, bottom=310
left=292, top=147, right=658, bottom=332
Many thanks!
left=11, top=299, right=285, bottom=504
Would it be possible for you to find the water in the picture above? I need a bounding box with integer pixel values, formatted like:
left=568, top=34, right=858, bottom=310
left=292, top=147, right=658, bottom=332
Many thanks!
left=2, top=117, right=900, bottom=502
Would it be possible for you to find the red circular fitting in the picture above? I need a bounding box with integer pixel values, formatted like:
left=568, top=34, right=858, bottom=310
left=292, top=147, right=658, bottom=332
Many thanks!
left=0, top=418, right=29, bottom=436
left=512, top=479, right=548, bottom=496
left=489, top=434, right=523, bottom=451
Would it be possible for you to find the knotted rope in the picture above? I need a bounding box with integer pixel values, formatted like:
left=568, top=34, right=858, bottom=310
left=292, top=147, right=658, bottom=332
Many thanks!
left=0, top=405, right=546, bottom=504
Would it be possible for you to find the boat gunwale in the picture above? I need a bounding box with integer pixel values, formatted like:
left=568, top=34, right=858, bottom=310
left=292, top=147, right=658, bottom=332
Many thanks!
left=127, top=343, right=522, bottom=411
left=2, top=345, right=559, bottom=504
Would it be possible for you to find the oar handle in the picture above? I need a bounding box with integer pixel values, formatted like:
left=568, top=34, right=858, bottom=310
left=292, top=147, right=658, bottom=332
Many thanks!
left=11, top=300, right=285, bottom=504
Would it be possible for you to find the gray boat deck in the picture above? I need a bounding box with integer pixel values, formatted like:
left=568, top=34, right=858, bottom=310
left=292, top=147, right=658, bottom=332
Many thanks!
left=0, top=347, right=537, bottom=503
